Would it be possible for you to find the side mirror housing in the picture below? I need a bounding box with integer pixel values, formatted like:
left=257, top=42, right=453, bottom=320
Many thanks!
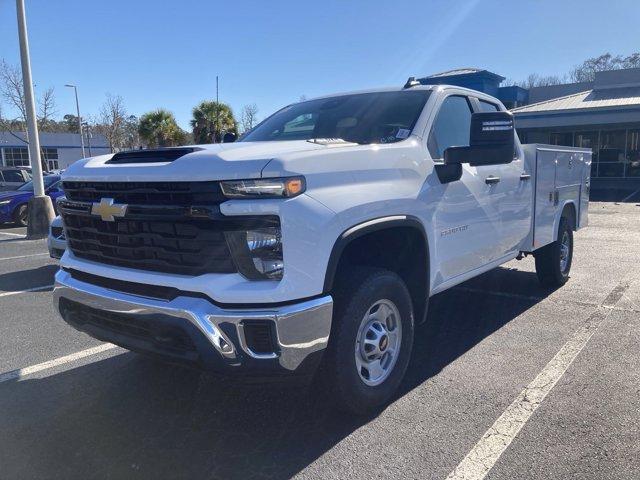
left=444, top=111, right=515, bottom=167
left=222, top=132, right=237, bottom=143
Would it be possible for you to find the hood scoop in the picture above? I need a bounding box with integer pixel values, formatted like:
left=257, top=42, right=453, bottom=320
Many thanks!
left=106, top=147, right=203, bottom=164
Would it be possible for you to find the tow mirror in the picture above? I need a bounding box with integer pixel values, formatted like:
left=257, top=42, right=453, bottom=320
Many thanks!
left=222, top=132, right=237, bottom=143
left=444, top=111, right=515, bottom=167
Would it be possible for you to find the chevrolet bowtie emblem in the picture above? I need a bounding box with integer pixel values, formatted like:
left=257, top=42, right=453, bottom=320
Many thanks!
left=91, top=198, right=128, bottom=222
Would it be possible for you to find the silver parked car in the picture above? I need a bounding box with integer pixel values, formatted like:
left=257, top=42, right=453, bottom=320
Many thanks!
left=47, top=216, right=66, bottom=259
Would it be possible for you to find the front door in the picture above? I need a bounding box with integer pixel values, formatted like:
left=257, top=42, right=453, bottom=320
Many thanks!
left=425, top=94, right=504, bottom=283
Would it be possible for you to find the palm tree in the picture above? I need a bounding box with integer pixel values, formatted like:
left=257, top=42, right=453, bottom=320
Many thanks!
left=138, top=109, right=186, bottom=148
left=190, top=101, right=237, bottom=144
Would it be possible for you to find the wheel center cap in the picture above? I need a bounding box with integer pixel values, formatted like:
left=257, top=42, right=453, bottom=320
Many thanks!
left=379, top=334, right=389, bottom=351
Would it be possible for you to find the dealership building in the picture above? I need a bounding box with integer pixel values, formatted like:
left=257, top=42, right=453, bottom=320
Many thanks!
left=0, top=131, right=110, bottom=171
left=420, top=67, right=640, bottom=189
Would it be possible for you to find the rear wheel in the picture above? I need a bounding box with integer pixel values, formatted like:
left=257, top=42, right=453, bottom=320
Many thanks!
left=13, top=204, right=28, bottom=227
left=535, top=216, right=573, bottom=287
left=320, top=268, right=414, bottom=415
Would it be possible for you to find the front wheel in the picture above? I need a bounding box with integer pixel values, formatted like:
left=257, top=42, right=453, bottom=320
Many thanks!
left=535, top=216, right=573, bottom=287
left=320, top=268, right=414, bottom=415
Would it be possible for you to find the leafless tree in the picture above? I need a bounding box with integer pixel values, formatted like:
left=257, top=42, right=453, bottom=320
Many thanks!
left=240, top=103, right=259, bottom=133
left=0, top=60, right=27, bottom=123
left=99, top=93, right=128, bottom=152
left=123, top=115, right=141, bottom=149
left=570, top=52, right=640, bottom=82
left=1, top=59, right=57, bottom=130
left=507, top=73, right=567, bottom=89
left=38, top=87, right=57, bottom=126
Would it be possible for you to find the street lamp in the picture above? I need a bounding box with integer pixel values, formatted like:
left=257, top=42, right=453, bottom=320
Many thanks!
left=65, top=84, right=86, bottom=158
left=82, top=121, right=92, bottom=157
left=16, top=0, right=54, bottom=238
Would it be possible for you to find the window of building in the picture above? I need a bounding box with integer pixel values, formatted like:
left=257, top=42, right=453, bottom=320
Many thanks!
left=626, top=129, right=640, bottom=177
left=574, top=132, right=600, bottom=177
left=549, top=132, right=574, bottom=147
left=428, top=95, right=472, bottom=159
left=597, top=130, right=626, bottom=177
left=42, top=148, right=59, bottom=170
left=3, top=147, right=30, bottom=167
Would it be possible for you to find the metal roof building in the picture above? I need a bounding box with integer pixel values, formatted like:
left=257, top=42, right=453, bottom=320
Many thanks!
left=421, top=67, right=640, bottom=186
left=512, top=69, right=640, bottom=182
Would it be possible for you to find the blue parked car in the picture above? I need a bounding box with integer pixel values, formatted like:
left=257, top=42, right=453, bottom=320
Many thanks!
left=0, top=175, right=63, bottom=226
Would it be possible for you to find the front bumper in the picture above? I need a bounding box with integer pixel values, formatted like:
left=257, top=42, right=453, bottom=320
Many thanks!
left=53, top=269, right=333, bottom=375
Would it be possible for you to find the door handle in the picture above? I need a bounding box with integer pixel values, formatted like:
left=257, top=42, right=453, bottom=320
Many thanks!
left=520, top=173, right=531, bottom=181
left=485, top=175, right=500, bottom=185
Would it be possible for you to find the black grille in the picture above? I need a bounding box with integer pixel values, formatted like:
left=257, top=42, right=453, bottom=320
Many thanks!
left=62, top=181, right=225, bottom=205
left=61, top=210, right=236, bottom=275
left=59, top=181, right=278, bottom=276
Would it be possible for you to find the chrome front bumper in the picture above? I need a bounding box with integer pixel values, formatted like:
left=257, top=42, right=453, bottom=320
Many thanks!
left=53, top=270, right=333, bottom=372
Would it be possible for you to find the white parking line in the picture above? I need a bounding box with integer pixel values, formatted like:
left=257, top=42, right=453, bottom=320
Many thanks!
left=0, top=231, right=25, bottom=237
left=0, top=253, right=48, bottom=261
left=445, top=283, right=629, bottom=480
left=0, top=343, right=118, bottom=384
left=0, top=284, right=54, bottom=297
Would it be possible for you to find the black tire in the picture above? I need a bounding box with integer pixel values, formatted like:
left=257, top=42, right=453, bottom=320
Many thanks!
left=535, top=216, right=573, bottom=287
left=13, top=204, right=28, bottom=227
left=320, top=267, right=414, bottom=415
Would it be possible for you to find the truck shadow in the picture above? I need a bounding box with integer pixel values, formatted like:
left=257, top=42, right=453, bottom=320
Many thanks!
left=0, top=266, right=556, bottom=479
left=0, top=264, right=57, bottom=294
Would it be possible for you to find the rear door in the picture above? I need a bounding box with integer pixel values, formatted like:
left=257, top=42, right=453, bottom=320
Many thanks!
left=426, top=94, right=503, bottom=281
left=472, top=98, right=532, bottom=255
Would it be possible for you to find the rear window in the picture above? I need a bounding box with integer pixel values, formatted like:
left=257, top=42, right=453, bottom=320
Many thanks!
left=478, top=100, right=500, bottom=112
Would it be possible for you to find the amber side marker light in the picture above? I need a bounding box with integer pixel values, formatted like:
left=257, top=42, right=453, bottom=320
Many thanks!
left=284, top=177, right=305, bottom=197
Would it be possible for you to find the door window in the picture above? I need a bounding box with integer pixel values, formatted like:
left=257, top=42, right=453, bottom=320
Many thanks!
left=2, top=170, right=25, bottom=183
left=428, top=96, right=472, bottom=159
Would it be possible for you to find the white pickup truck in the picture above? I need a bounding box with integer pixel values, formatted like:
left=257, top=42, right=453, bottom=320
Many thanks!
left=53, top=82, right=591, bottom=414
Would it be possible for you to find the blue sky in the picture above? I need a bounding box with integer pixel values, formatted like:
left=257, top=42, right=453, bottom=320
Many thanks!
left=1, top=0, right=639, bottom=129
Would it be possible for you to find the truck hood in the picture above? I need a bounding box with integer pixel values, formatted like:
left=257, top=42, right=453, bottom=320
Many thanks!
left=62, top=141, right=337, bottom=182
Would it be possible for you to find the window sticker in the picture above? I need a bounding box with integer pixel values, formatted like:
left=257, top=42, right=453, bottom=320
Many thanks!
left=396, top=128, right=411, bottom=139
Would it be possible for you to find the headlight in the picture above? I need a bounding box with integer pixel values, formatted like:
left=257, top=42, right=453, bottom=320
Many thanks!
left=0, top=200, right=12, bottom=206
left=220, top=177, right=305, bottom=199
left=225, top=220, right=283, bottom=280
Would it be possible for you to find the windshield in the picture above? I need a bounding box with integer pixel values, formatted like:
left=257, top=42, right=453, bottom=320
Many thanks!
left=241, top=90, right=430, bottom=145
left=17, top=175, right=60, bottom=192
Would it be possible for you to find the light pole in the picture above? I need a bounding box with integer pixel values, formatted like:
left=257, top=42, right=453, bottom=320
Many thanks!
left=16, top=0, right=54, bottom=238
left=65, top=84, right=86, bottom=158
left=82, top=121, right=92, bottom=157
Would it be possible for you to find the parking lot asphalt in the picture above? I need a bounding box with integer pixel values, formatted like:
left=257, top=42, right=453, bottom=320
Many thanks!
left=0, top=202, right=638, bottom=480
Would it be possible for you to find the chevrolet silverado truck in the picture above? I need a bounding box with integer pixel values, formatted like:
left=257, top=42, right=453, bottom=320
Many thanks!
left=53, top=82, right=591, bottom=414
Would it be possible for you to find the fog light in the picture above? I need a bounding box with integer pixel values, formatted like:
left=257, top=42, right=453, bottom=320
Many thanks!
left=226, top=226, right=284, bottom=280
